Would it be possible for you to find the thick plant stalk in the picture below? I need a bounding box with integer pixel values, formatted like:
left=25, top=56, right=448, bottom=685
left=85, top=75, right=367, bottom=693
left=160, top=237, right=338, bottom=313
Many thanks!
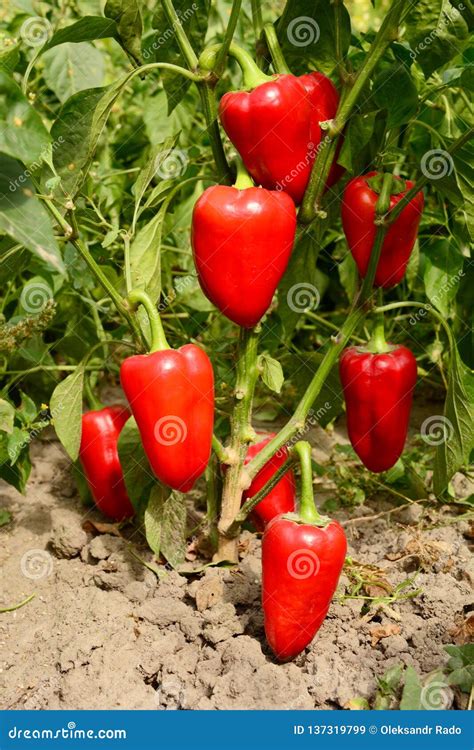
left=234, top=178, right=395, bottom=516
left=215, top=328, right=259, bottom=562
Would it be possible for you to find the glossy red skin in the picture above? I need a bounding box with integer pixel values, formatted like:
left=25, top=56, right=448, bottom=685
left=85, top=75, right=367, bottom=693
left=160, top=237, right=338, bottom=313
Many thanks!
left=219, top=72, right=341, bottom=204
left=191, top=185, right=296, bottom=328
left=80, top=406, right=134, bottom=521
left=243, top=433, right=296, bottom=531
left=262, top=516, right=347, bottom=661
left=120, top=344, right=214, bottom=492
left=339, top=345, right=417, bottom=473
left=341, top=171, right=424, bottom=288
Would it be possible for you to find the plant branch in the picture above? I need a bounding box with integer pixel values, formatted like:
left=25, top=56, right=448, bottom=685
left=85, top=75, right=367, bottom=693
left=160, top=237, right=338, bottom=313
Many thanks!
left=214, top=0, right=242, bottom=77
left=300, top=0, right=409, bottom=222
left=263, top=23, right=291, bottom=74
left=160, top=0, right=198, bottom=68
left=215, top=327, right=259, bottom=562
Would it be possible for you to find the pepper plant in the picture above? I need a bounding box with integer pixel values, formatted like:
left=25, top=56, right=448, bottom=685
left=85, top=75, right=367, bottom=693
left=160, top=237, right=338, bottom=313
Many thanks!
left=0, top=0, right=473, bottom=644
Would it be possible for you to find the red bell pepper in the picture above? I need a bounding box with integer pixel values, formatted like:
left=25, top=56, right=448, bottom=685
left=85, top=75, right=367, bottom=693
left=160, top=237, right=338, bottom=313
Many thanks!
left=262, top=442, right=347, bottom=661
left=339, top=339, right=417, bottom=473
left=243, top=432, right=296, bottom=531
left=80, top=405, right=134, bottom=521
left=191, top=163, right=296, bottom=328
left=341, top=171, right=424, bottom=288
left=120, top=291, right=214, bottom=492
left=218, top=46, right=341, bottom=204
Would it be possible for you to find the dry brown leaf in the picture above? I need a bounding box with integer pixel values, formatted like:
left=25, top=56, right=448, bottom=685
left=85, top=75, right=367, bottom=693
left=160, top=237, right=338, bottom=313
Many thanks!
left=82, top=519, right=121, bottom=537
left=370, top=623, right=401, bottom=647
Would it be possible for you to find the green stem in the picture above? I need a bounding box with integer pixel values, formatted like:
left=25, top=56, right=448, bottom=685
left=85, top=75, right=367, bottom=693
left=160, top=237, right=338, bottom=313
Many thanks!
left=299, top=0, right=409, bottom=223
left=234, top=158, right=254, bottom=189
left=212, top=434, right=228, bottom=463
left=333, top=0, right=346, bottom=82
left=201, top=43, right=271, bottom=89
left=0, top=593, right=35, bottom=613
left=374, top=302, right=454, bottom=347
left=205, top=454, right=220, bottom=551
left=251, top=0, right=263, bottom=38
left=263, top=23, right=291, bottom=74
left=294, top=441, right=321, bottom=524
left=197, top=85, right=232, bottom=183
left=123, top=233, right=132, bottom=294
left=160, top=0, right=198, bottom=68
left=369, top=313, right=388, bottom=353
left=215, top=327, right=259, bottom=562
left=83, top=376, right=102, bottom=411
left=225, top=454, right=296, bottom=537
left=214, top=0, right=242, bottom=77
left=358, top=172, right=393, bottom=298
left=128, top=290, right=170, bottom=352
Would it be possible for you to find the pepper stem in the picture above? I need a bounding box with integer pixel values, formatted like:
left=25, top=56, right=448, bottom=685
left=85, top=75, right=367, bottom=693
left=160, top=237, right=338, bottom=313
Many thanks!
left=128, top=290, right=170, bottom=353
left=233, top=159, right=254, bottom=190
left=294, top=441, right=322, bottom=524
left=263, top=23, right=291, bottom=74
left=369, top=290, right=389, bottom=353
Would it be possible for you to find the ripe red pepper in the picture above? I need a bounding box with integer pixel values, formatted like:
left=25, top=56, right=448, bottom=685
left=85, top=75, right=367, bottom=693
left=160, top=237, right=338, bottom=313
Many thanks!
left=191, top=164, right=296, bottom=328
left=243, top=433, right=296, bottom=531
left=79, top=405, right=134, bottom=521
left=218, top=47, right=341, bottom=204
left=120, top=292, right=214, bottom=492
left=341, top=171, right=424, bottom=288
left=262, top=442, right=347, bottom=661
left=339, top=342, right=417, bottom=472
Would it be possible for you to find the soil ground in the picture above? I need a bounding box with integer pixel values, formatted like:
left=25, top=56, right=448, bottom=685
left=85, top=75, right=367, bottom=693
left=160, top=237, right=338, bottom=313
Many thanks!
left=0, top=402, right=472, bottom=710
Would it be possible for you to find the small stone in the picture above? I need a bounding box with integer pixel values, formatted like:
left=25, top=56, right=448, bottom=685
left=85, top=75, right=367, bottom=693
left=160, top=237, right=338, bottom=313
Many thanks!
left=50, top=510, right=87, bottom=559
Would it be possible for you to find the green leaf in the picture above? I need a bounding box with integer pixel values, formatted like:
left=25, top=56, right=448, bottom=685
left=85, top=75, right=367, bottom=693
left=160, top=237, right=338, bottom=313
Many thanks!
left=373, top=65, right=419, bottom=128
left=338, top=111, right=377, bottom=173
left=405, top=0, right=470, bottom=78
left=338, top=251, right=358, bottom=302
left=50, top=365, right=84, bottom=460
left=422, top=238, right=464, bottom=316
left=0, top=399, right=15, bottom=434
left=276, top=0, right=351, bottom=76
left=144, top=485, right=187, bottom=568
left=43, top=16, right=119, bottom=52
left=433, top=341, right=474, bottom=494
left=7, top=426, right=29, bottom=464
left=445, top=644, right=474, bottom=693
left=400, top=665, right=422, bottom=709
left=0, top=44, right=20, bottom=75
left=131, top=135, right=177, bottom=232
left=43, top=42, right=105, bottom=102
left=0, top=509, right=12, bottom=527
left=105, top=0, right=143, bottom=64
left=50, top=87, right=106, bottom=196
left=0, top=70, right=51, bottom=166
left=117, top=417, right=154, bottom=517
left=150, top=0, right=209, bottom=112
left=258, top=353, right=284, bottom=394
left=0, top=155, right=64, bottom=273
left=0, top=432, right=31, bottom=493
